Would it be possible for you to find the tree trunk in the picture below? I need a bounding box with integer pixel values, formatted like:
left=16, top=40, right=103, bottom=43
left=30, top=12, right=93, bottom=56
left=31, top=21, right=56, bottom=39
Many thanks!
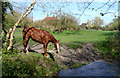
left=7, top=0, right=37, bottom=50
left=118, top=16, right=120, bottom=31
left=4, top=28, right=12, bottom=46
left=2, top=25, right=7, bottom=42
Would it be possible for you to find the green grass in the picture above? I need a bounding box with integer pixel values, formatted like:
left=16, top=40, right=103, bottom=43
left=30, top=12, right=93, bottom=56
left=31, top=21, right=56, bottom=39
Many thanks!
left=2, top=51, right=61, bottom=77
left=14, top=28, right=115, bottom=47
left=51, top=30, right=115, bottom=49
left=53, top=30, right=115, bottom=43
left=14, top=29, right=115, bottom=43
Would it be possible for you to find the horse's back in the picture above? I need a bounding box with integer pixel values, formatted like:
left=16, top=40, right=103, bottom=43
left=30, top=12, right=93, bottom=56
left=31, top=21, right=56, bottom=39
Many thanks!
left=23, top=27, right=56, bottom=43
left=23, top=27, right=34, bottom=32
left=23, top=27, right=50, bottom=34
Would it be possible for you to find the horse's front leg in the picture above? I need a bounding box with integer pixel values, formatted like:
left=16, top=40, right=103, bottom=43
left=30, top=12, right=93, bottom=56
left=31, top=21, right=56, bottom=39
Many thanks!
left=43, top=43, right=48, bottom=57
left=23, top=37, right=30, bottom=54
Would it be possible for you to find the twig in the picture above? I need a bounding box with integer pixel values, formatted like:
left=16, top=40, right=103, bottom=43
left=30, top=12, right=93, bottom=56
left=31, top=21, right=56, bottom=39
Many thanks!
left=78, top=0, right=94, bottom=20
left=95, top=0, right=110, bottom=11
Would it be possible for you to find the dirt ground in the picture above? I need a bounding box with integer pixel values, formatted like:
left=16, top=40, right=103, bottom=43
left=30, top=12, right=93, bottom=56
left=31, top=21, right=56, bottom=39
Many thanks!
left=18, top=42, right=102, bottom=68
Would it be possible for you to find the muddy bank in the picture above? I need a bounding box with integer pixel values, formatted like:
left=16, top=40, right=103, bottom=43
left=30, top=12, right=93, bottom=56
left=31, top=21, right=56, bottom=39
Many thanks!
left=18, top=43, right=102, bottom=68
left=54, top=43, right=102, bottom=68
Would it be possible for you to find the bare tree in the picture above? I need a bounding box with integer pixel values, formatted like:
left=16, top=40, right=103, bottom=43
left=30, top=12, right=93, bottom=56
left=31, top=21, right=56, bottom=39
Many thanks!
left=7, top=0, right=37, bottom=50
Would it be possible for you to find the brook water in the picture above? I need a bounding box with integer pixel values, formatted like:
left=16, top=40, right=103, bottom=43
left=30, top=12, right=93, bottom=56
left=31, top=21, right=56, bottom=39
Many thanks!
left=59, top=60, right=119, bottom=76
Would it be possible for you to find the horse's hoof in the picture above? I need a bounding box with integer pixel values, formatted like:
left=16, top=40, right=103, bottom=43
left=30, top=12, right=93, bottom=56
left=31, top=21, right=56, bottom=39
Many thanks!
left=44, top=55, right=49, bottom=58
left=26, top=52, right=29, bottom=54
left=56, top=51, right=60, bottom=54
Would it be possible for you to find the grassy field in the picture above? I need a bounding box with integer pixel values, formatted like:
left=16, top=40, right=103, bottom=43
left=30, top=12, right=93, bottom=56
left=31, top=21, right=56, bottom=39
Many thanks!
left=54, top=30, right=115, bottom=43
left=14, top=28, right=115, bottom=47
left=13, top=28, right=116, bottom=51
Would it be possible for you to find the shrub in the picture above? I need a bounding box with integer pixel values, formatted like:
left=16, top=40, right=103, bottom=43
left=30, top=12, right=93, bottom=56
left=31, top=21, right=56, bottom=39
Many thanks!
left=2, top=47, right=21, bottom=55
left=2, top=52, right=60, bottom=77
left=96, top=32, right=120, bottom=60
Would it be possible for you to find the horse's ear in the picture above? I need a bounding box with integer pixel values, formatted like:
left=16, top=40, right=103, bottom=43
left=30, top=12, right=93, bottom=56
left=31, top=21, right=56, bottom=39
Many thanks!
left=58, top=40, right=60, bottom=42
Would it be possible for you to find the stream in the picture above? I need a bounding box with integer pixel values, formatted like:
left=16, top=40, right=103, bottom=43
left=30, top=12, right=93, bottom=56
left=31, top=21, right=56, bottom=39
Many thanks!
left=59, top=60, right=119, bottom=76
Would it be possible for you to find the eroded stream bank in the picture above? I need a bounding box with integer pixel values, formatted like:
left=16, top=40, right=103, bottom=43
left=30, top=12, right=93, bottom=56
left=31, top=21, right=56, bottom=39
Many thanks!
left=18, top=43, right=119, bottom=76
left=19, top=43, right=103, bottom=68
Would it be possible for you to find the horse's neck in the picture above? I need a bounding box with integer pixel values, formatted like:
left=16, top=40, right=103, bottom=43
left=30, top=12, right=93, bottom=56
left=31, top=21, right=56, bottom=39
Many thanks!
left=50, top=36, right=57, bottom=43
left=52, top=38, right=57, bottom=43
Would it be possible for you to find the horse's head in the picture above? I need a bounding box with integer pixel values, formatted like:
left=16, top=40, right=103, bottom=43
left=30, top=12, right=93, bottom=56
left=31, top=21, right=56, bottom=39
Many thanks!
left=54, top=40, right=60, bottom=53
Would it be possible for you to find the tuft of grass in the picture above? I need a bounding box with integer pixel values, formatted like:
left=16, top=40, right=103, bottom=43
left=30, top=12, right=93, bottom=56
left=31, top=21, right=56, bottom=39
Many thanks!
left=68, top=61, right=89, bottom=69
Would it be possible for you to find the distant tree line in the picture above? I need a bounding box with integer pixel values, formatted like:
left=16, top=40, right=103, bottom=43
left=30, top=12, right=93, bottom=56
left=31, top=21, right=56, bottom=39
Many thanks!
left=4, top=11, right=119, bottom=33
left=34, top=13, right=80, bottom=32
left=103, top=18, right=119, bottom=31
left=86, top=17, right=119, bottom=31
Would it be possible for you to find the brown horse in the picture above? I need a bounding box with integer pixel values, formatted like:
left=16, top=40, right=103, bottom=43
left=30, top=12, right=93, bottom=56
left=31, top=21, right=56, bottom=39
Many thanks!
left=23, top=27, right=60, bottom=57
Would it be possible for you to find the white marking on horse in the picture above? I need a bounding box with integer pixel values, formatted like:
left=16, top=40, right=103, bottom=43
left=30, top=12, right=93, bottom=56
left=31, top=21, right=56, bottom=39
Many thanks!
left=57, top=43, right=60, bottom=53
left=26, top=47, right=29, bottom=54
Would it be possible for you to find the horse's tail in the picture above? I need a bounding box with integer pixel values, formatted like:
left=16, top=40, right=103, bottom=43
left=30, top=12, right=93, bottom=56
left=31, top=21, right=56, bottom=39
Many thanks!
left=24, top=26, right=27, bottom=29
left=22, top=26, right=27, bottom=30
left=23, top=26, right=26, bottom=40
left=16, top=25, right=27, bottom=31
left=22, top=26, right=25, bottom=32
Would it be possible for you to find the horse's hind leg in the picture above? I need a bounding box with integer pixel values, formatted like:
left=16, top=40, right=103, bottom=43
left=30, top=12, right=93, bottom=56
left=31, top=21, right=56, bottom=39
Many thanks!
left=23, top=36, right=30, bottom=54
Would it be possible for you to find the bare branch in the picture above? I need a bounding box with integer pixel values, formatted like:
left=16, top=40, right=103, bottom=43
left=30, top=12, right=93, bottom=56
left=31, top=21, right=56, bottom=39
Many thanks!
left=105, top=1, right=117, bottom=13
left=95, top=0, right=110, bottom=11
left=76, top=2, right=81, bottom=11
left=78, top=0, right=94, bottom=20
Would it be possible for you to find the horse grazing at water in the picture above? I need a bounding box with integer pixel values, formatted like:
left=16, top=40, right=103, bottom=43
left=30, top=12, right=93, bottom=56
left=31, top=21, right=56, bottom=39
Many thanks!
left=23, top=27, right=60, bottom=57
